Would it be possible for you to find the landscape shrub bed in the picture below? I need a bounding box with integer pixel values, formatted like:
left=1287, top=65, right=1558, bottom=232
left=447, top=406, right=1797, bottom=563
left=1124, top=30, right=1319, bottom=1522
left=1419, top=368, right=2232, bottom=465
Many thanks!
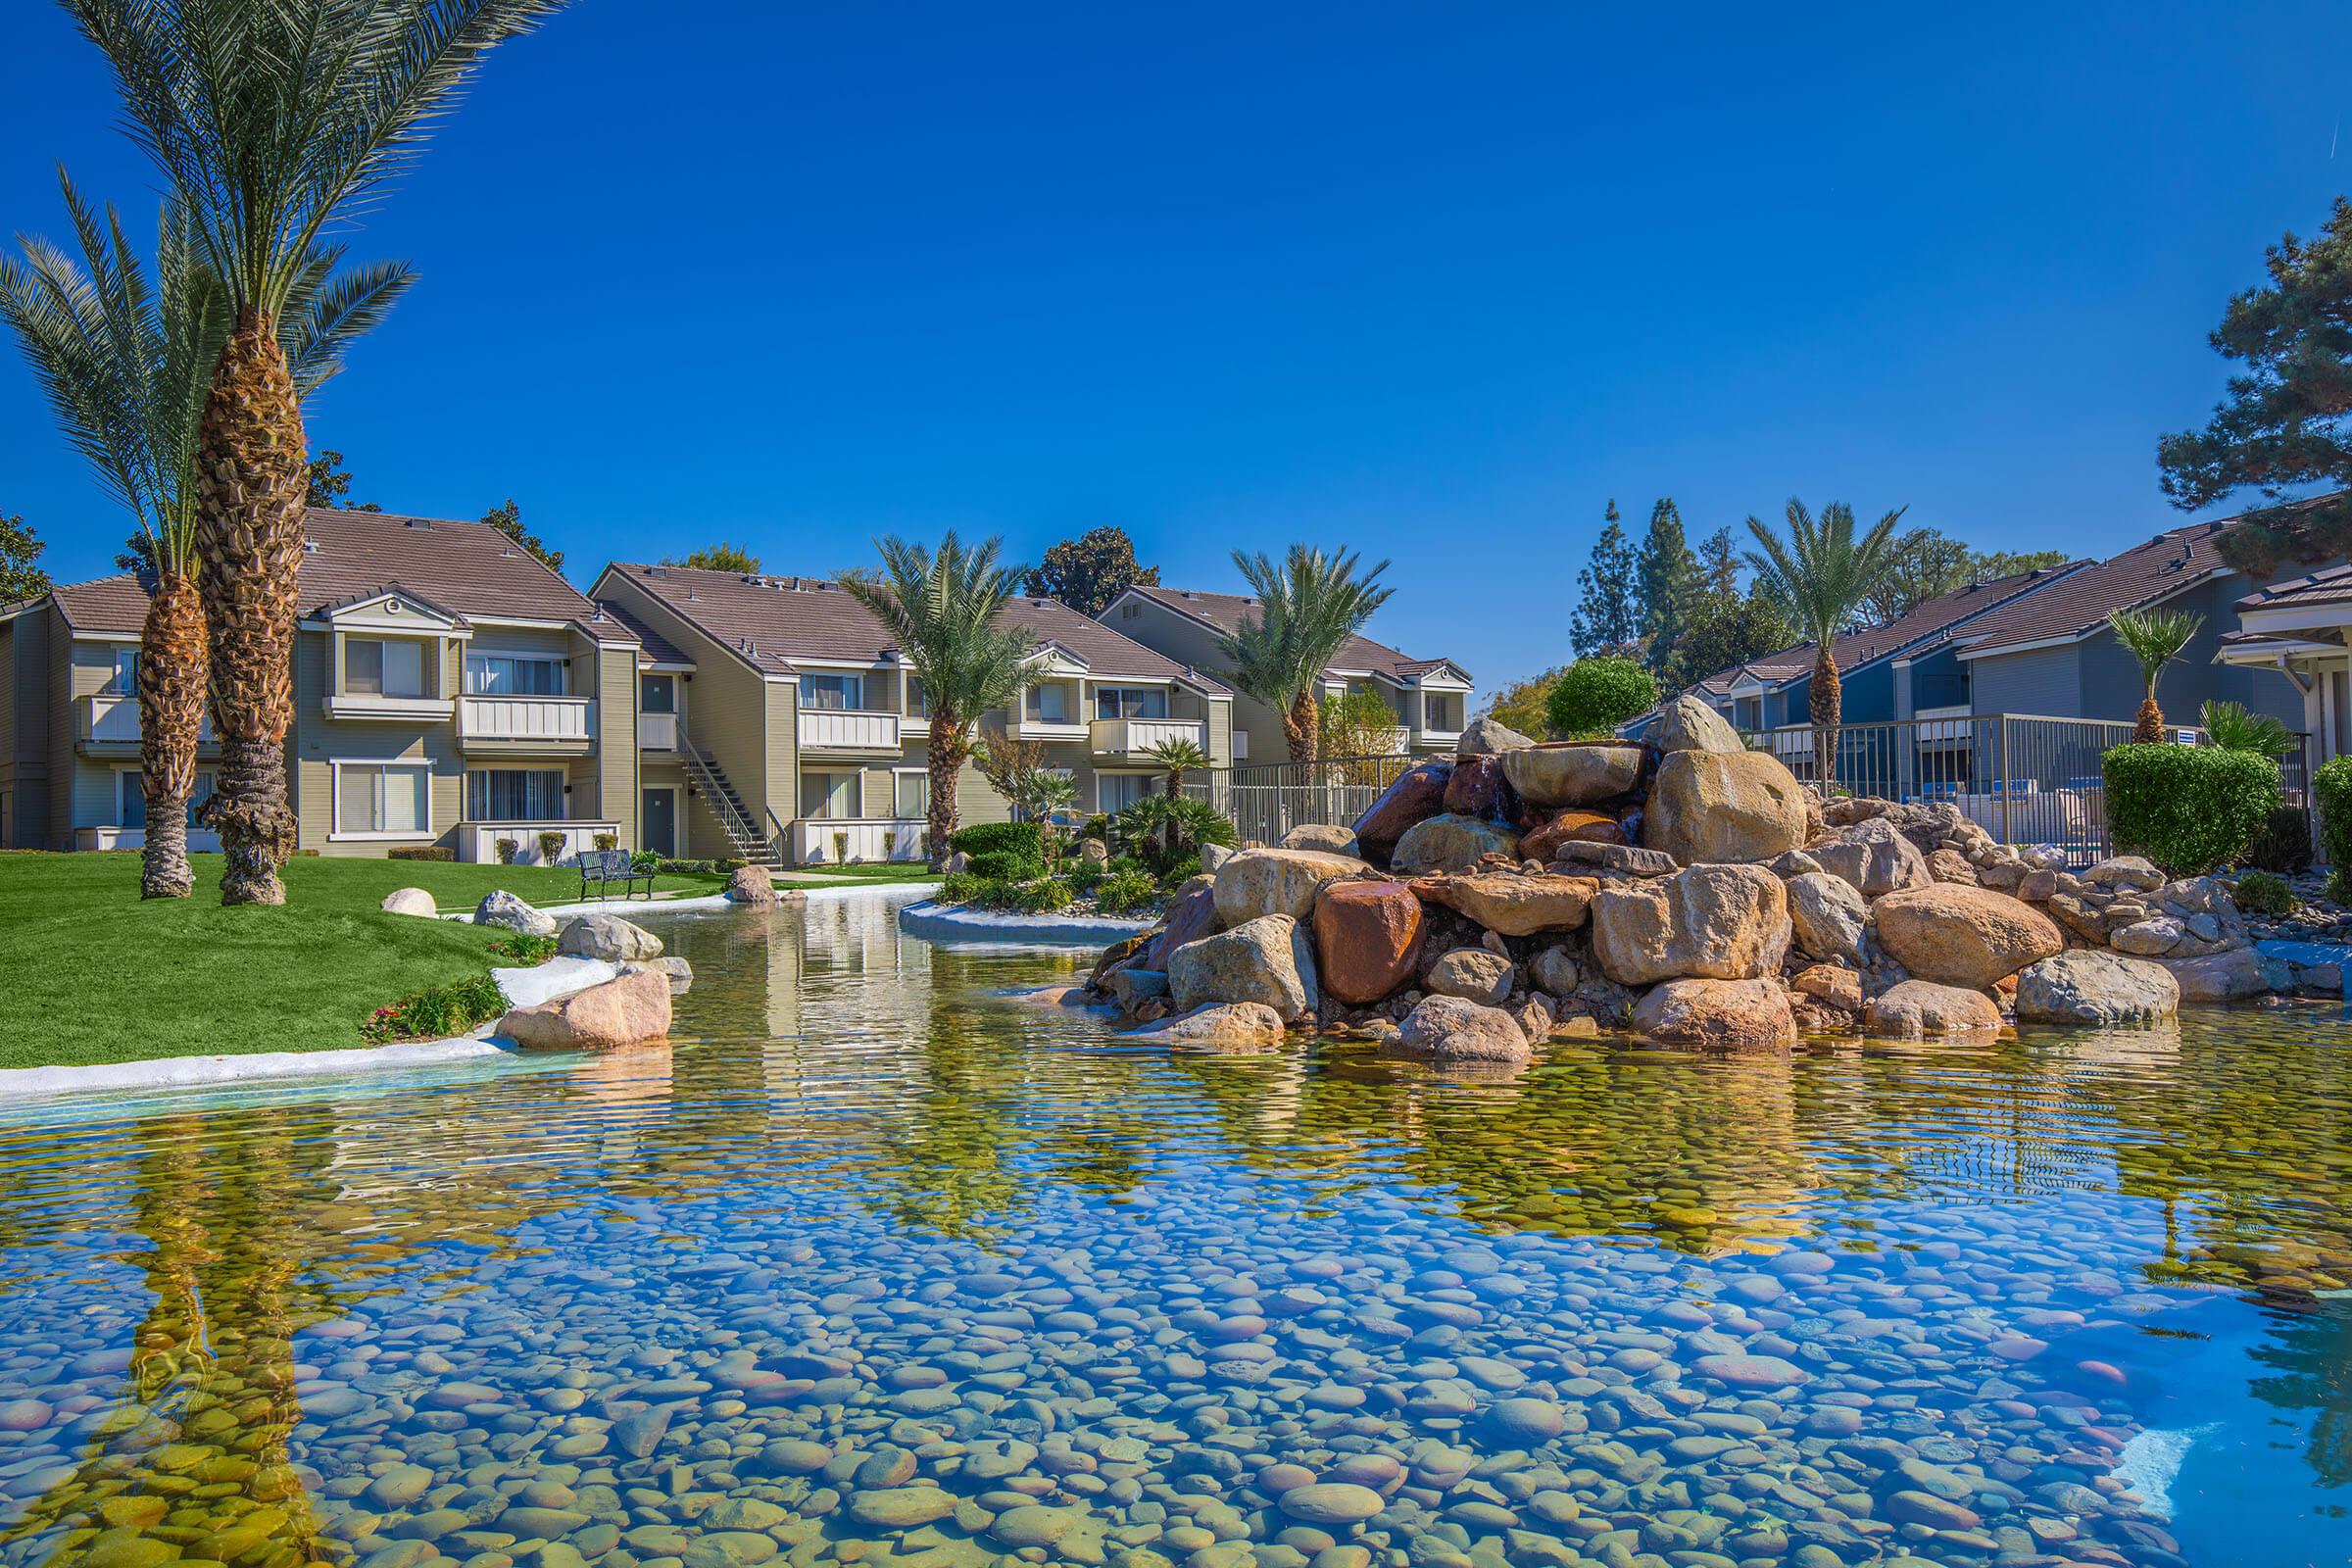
left=388, top=845, right=456, bottom=862
left=361, top=972, right=508, bottom=1046
left=2102, top=743, right=2280, bottom=876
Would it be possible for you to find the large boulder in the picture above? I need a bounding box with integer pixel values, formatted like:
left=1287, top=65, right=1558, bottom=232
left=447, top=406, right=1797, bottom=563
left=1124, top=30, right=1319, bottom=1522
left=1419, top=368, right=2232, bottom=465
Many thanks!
left=1212, top=849, right=1365, bottom=926
left=1529, top=945, right=1581, bottom=995
left=1408, top=871, right=1599, bottom=937
left=501, top=969, right=672, bottom=1050
left=725, top=864, right=778, bottom=906
left=2014, top=952, right=2180, bottom=1026
left=1630, top=978, right=1796, bottom=1050
left=559, top=912, right=664, bottom=962
left=1312, top=881, right=1425, bottom=1004
left=1167, top=914, right=1320, bottom=1022
left=1865, top=980, right=2003, bottom=1038
left=2082, top=856, right=2165, bottom=894
left=1590, top=863, right=1790, bottom=986
left=2157, top=948, right=2290, bottom=1003
left=620, top=956, right=695, bottom=995
left=1279, top=824, right=1360, bottom=857
left=1455, top=716, right=1534, bottom=756
left=1872, top=884, right=2063, bottom=989
left=1502, top=744, right=1643, bottom=808
left=1811, top=818, right=1931, bottom=898
left=1520, top=809, right=1622, bottom=860
left=1391, top=814, right=1521, bottom=876
left=1786, top=872, right=1869, bottom=964
left=1118, top=1003, right=1288, bottom=1050
left=1443, top=754, right=1516, bottom=820
left=1350, top=759, right=1453, bottom=860
left=381, top=887, right=437, bottom=918
left=1424, top=948, right=1515, bottom=1005
left=475, top=889, right=557, bottom=938
left=1643, top=750, right=1808, bottom=865
left=1146, top=876, right=1218, bottom=967
left=1396, top=995, right=1532, bottom=1060
left=1651, top=695, right=1744, bottom=755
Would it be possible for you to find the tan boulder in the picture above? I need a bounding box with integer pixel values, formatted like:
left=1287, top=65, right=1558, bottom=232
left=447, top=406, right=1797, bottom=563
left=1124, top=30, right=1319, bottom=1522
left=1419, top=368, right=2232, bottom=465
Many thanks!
left=1396, top=995, right=1532, bottom=1061
left=381, top=887, right=437, bottom=917
left=1408, top=871, right=1600, bottom=936
left=1790, top=963, right=1862, bottom=1009
left=1926, top=848, right=1980, bottom=885
left=1213, top=849, right=1366, bottom=926
left=1811, top=818, right=1931, bottom=898
left=2014, top=952, right=2180, bottom=1026
left=1118, top=1003, right=1288, bottom=1050
left=1872, top=884, right=2063, bottom=989
left=1424, top=948, right=1515, bottom=1005
left=1390, top=814, right=1521, bottom=876
left=1643, top=750, right=1808, bottom=865
left=1651, top=694, right=1745, bottom=755
left=558, top=912, right=663, bottom=961
left=1501, top=744, right=1643, bottom=808
left=1865, top=979, right=2004, bottom=1038
left=1630, top=978, right=1796, bottom=1050
left=2157, top=948, right=2289, bottom=1002
left=1520, top=810, right=1623, bottom=861
left=1279, top=823, right=1360, bottom=856
left=1590, top=863, right=1790, bottom=986
left=501, top=969, right=673, bottom=1051
left=1786, top=872, right=1868, bottom=964
left=725, top=863, right=779, bottom=906
left=1168, top=913, right=1320, bottom=1021
left=1311, top=880, right=1425, bottom=1004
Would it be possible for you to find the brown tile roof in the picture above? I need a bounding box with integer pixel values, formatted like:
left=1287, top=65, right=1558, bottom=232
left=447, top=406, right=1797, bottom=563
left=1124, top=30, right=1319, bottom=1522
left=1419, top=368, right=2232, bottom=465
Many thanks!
left=1697, top=563, right=2083, bottom=691
left=594, top=597, right=695, bottom=666
left=2238, top=561, right=2352, bottom=612
left=1948, top=522, right=2242, bottom=655
left=600, top=564, right=1230, bottom=690
left=1122, top=584, right=1468, bottom=684
left=19, top=510, right=628, bottom=641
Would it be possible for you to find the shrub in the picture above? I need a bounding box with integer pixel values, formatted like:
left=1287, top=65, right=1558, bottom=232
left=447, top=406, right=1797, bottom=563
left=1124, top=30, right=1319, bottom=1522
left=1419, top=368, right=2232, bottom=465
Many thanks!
left=2246, top=804, right=2314, bottom=874
left=630, top=850, right=662, bottom=872
left=652, top=857, right=716, bottom=875
left=387, top=846, right=456, bottom=862
left=1014, top=878, right=1075, bottom=913
left=831, top=830, right=851, bottom=862
left=881, top=828, right=898, bottom=859
left=950, top=820, right=1044, bottom=865
left=714, top=857, right=747, bottom=874
left=2198, top=699, right=2295, bottom=757
left=1546, top=657, right=1659, bottom=739
left=1164, top=855, right=1203, bottom=884
left=941, top=871, right=983, bottom=904
left=1066, top=862, right=1107, bottom=894
left=361, top=972, right=507, bottom=1046
left=2102, top=743, right=2281, bottom=876
left=1093, top=868, right=1160, bottom=914
left=593, top=832, right=618, bottom=852
left=537, top=831, right=567, bottom=864
left=1081, top=813, right=1109, bottom=842
left=494, top=838, right=519, bottom=865
left=965, top=849, right=1034, bottom=880
left=2231, top=869, right=2295, bottom=916
left=491, top=931, right=559, bottom=966
left=1112, top=795, right=1237, bottom=876
left=2318, top=755, right=2352, bottom=875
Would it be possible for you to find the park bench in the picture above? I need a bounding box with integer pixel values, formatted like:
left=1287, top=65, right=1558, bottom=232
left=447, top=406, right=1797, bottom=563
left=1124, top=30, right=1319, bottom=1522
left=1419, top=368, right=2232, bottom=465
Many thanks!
left=579, top=848, right=655, bottom=903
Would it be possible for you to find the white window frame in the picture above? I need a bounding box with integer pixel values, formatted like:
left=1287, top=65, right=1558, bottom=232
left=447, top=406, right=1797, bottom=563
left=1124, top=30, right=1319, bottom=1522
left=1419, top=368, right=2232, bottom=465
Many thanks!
left=106, top=648, right=139, bottom=696
left=1095, top=684, right=1169, bottom=720
left=892, top=766, right=930, bottom=820
left=466, top=767, right=568, bottom=822
left=465, top=650, right=564, bottom=697
left=329, top=759, right=435, bottom=841
left=1027, top=683, right=1074, bottom=723
left=801, top=770, right=859, bottom=821
left=640, top=672, right=677, bottom=714
left=799, top=672, right=863, bottom=711
left=121, top=768, right=217, bottom=828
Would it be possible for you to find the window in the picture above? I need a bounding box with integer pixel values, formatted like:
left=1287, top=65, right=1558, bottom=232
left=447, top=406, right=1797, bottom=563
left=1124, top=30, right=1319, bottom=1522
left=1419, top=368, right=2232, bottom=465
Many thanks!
left=1099, top=772, right=1151, bottom=813
left=122, top=770, right=217, bottom=828
left=894, top=769, right=929, bottom=820
left=106, top=648, right=138, bottom=695
left=904, top=675, right=928, bottom=717
left=1095, top=686, right=1168, bottom=719
left=799, top=673, right=862, bottom=710
left=640, top=673, right=676, bottom=714
left=336, top=762, right=430, bottom=835
left=466, top=652, right=562, bottom=696
left=1027, top=684, right=1071, bottom=723
left=466, top=768, right=566, bottom=821
left=801, top=771, right=858, bottom=819
left=350, top=638, right=427, bottom=699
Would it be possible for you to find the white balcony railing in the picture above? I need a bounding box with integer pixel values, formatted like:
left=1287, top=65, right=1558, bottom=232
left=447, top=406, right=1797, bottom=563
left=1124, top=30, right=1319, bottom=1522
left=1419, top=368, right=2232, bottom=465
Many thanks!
left=83, top=693, right=215, bottom=747
left=1089, top=716, right=1206, bottom=757
left=461, top=694, right=595, bottom=744
left=460, top=820, right=620, bottom=865
left=638, top=710, right=679, bottom=751
left=794, top=816, right=929, bottom=864
left=798, top=709, right=902, bottom=752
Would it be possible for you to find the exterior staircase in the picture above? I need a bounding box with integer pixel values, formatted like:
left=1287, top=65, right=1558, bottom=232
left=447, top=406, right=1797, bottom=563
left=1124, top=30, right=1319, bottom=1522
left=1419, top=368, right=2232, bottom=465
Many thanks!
left=679, top=739, right=782, bottom=866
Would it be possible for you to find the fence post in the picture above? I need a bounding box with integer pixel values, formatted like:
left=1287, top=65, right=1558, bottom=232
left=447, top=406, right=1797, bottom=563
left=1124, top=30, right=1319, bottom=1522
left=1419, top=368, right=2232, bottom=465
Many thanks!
left=1997, top=715, right=2012, bottom=846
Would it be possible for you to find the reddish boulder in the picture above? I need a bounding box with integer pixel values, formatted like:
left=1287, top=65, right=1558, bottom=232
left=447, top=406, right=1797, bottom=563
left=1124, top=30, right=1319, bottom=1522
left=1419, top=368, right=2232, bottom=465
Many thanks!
left=1313, top=880, right=1426, bottom=1004
left=1442, top=754, right=1516, bottom=821
left=1520, top=809, right=1623, bottom=861
left=1351, top=758, right=1453, bottom=863
left=1147, top=877, right=1217, bottom=967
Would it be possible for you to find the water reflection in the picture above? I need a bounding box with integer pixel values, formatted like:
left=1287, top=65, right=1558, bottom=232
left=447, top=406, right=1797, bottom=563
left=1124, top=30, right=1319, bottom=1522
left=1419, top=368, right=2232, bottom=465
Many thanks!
left=0, top=894, right=2347, bottom=1567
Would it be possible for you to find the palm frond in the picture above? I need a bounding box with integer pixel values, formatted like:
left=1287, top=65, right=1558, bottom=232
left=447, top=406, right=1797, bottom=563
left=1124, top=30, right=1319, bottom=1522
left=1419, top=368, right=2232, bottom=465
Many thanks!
left=283, top=250, right=416, bottom=395
left=1212, top=544, right=1392, bottom=718
left=839, top=533, right=1035, bottom=726
left=2199, top=699, right=2294, bottom=757
left=1741, top=498, right=1907, bottom=648
left=2107, top=607, right=2204, bottom=692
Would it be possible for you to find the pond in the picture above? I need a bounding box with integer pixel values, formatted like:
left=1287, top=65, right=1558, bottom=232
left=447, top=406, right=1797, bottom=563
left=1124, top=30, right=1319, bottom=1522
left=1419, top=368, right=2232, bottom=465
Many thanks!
left=2, top=891, right=2349, bottom=1568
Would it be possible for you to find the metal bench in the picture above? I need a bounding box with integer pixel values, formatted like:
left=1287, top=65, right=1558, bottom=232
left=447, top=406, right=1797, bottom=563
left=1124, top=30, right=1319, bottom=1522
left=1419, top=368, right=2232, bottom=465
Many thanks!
left=578, top=848, right=654, bottom=902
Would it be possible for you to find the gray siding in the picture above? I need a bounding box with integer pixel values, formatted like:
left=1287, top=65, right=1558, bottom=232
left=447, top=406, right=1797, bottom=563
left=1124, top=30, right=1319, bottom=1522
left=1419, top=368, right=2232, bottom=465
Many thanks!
left=1967, top=644, right=2082, bottom=719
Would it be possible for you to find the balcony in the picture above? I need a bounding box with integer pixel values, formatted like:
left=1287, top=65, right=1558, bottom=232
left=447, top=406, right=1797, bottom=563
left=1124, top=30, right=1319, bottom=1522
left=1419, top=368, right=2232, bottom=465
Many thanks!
left=793, top=816, right=930, bottom=865
left=323, top=691, right=457, bottom=723
left=798, top=708, right=903, bottom=754
left=80, top=693, right=216, bottom=752
left=459, top=819, right=620, bottom=865
left=459, top=694, right=596, bottom=751
left=1090, top=716, right=1207, bottom=758
left=638, top=710, right=679, bottom=751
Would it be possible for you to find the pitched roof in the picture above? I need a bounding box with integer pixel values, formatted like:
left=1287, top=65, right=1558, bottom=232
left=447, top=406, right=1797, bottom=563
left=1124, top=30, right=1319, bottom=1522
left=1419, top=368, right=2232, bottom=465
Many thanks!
left=1696, top=563, right=2084, bottom=693
left=1947, top=521, right=2242, bottom=656
left=1119, top=584, right=1469, bottom=684
left=14, top=510, right=626, bottom=641
left=2237, top=561, right=2352, bottom=612
left=600, top=564, right=1230, bottom=690
left=594, top=596, right=696, bottom=666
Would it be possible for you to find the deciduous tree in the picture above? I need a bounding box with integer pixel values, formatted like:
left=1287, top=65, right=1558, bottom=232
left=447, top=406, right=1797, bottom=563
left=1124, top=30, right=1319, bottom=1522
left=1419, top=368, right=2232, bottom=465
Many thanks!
left=0, top=514, right=50, bottom=603
left=1020, top=525, right=1159, bottom=616
left=485, top=498, right=563, bottom=572
left=304, top=450, right=378, bottom=511
left=666, top=543, right=760, bottom=573
left=1477, top=665, right=1566, bottom=740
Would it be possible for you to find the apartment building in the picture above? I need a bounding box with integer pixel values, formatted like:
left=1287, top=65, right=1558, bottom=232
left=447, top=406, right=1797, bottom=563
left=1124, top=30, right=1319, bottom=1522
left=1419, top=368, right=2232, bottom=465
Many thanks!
left=588, top=564, right=1236, bottom=866
left=1101, top=584, right=1471, bottom=763
left=0, top=509, right=646, bottom=859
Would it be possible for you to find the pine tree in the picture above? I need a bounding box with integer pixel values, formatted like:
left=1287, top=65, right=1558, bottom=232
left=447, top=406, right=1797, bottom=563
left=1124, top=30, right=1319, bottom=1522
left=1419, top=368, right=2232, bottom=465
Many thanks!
left=1569, top=500, right=1641, bottom=656
left=1635, top=498, right=1698, bottom=674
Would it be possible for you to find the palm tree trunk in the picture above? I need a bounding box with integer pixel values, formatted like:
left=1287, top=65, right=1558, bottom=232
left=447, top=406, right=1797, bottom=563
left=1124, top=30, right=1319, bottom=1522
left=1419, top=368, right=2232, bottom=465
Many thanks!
left=194, top=312, right=308, bottom=906
left=2135, top=693, right=2165, bottom=745
left=926, top=715, right=964, bottom=870
left=137, top=570, right=208, bottom=900
left=1285, top=689, right=1319, bottom=768
left=1809, top=650, right=1841, bottom=791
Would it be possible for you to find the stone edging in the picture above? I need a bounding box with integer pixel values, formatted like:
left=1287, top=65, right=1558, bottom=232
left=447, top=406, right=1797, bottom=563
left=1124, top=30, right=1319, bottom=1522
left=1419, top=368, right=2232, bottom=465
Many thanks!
left=898, top=899, right=1157, bottom=946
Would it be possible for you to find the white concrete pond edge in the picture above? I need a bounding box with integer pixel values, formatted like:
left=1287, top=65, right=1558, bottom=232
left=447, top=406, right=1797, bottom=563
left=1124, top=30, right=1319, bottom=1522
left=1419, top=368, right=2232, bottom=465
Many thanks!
left=896, top=898, right=1155, bottom=946
left=2, top=882, right=944, bottom=1103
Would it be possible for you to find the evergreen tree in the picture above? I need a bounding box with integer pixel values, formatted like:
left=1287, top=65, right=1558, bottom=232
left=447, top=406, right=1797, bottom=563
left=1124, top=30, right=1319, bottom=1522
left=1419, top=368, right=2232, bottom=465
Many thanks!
left=304, top=450, right=379, bottom=511
left=667, top=542, right=760, bottom=573
left=1634, top=498, right=1698, bottom=674
left=1020, top=525, right=1159, bottom=616
left=0, top=514, right=50, bottom=603
left=1663, top=527, right=1795, bottom=689
left=483, top=499, right=563, bottom=573
left=1569, top=500, right=1640, bottom=656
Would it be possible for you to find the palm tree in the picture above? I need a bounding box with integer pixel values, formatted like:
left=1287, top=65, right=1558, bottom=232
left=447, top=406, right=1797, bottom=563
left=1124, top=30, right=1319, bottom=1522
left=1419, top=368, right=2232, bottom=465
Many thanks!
left=843, top=535, right=1035, bottom=869
left=1032, top=770, right=1078, bottom=875
left=0, top=177, right=410, bottom=898
left=1215, top=546, right=1393, bottom=764
left=1742, top=499, right=1906, bottom=781
left=1143, top=734, right=1209, bottom=800
left=2109, top=607, right=2204, bottom=743
left=64, top=0, right=566, bottom=904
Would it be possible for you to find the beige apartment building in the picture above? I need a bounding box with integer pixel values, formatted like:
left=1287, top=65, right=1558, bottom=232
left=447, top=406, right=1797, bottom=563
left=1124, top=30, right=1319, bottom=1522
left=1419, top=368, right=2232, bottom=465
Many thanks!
left=589, top=564, right=1236, bottom=865
left=1101, top=584, right=1472, bottom=763
left=0, top=509, right=647, bottom=861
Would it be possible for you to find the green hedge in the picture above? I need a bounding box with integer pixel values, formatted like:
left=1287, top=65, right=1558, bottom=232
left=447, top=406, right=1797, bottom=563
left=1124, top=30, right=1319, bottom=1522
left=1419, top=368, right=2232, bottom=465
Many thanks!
left=2317, top=756, right=2352, bottom=873
left=2102, top=743, right=2281, bottom=876
left=387, top=845, right=456, bottom=861
left=949, top=821, right=1044, bottom=864
left=965, top=849, right=1036, bottom=880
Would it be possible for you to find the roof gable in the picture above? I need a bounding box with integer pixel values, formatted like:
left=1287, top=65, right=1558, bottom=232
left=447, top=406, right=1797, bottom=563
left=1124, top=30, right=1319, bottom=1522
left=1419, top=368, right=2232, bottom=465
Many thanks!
left=1115, top=583, right=1467, bottom=685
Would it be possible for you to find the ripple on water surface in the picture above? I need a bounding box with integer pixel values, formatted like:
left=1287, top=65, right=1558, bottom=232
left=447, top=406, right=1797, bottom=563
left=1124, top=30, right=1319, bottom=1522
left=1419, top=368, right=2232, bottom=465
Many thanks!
left=2, top=893, right=2351, bottom=1568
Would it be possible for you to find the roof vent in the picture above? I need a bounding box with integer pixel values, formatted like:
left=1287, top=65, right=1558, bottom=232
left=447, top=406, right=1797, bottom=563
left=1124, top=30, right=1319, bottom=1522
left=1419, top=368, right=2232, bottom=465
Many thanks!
left=406, top=517, right=430, bottom=528
left=302, top=539, right=318, bottom=555
left=742, top=638, right=757, bottom=656
left=685, top=589, right=697, bottom=601
left=500, top=547, right=514, bottom=558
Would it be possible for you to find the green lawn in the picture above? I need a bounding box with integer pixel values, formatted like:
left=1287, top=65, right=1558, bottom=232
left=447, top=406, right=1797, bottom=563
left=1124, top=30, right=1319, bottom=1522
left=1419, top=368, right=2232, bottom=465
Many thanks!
left=0, top=852, right=726, bottom=1072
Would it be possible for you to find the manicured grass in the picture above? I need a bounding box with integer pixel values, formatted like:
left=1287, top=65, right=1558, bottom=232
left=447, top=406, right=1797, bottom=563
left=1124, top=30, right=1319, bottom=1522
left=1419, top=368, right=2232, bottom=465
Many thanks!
left=0, top=852, right=725, bottom=1072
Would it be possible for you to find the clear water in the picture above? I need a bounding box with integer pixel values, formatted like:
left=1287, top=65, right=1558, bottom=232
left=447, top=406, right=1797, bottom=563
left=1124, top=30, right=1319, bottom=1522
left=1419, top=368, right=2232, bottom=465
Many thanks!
left=4, top=891, right=2351, bottom=1568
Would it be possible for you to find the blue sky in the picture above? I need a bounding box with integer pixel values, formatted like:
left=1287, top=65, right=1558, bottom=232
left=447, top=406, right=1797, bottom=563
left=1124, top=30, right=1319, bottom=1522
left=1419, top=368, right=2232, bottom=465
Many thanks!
left=4, top=2, right=2349, bottom=701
